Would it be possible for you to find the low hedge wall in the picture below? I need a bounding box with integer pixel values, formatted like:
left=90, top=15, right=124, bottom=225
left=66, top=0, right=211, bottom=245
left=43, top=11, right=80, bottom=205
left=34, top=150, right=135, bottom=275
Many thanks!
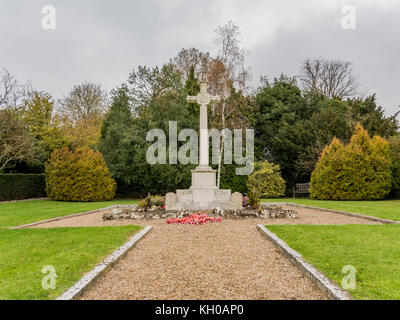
left=0, top=174, right=46, bottom=201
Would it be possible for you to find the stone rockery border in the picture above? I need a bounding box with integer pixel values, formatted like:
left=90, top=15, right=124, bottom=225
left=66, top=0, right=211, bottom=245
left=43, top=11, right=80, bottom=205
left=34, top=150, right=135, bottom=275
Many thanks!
left=257, top=224, right=354, bottom=300
left=57, top=225, right=153, bottom=300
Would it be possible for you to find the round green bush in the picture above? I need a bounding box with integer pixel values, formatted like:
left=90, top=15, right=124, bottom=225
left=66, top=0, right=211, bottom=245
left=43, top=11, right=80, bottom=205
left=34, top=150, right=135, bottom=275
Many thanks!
left=310, top=124, right=392, bottom=200
left=45, top=147, right=116, bottom=201
left=246, top=161, right=286, bottom=206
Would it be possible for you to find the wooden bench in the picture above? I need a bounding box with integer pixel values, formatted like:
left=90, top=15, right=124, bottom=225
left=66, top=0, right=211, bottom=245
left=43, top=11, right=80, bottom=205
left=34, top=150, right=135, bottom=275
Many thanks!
left=292, top=183, right=310, bottom=198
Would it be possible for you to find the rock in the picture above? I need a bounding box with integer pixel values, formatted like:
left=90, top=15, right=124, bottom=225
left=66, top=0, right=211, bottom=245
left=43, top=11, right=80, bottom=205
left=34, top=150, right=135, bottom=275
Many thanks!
left=213, top=207, right=225, bottom=217
left=287, top=210, right=298, bottom=219
left=260, top=210, right=268, bottom=219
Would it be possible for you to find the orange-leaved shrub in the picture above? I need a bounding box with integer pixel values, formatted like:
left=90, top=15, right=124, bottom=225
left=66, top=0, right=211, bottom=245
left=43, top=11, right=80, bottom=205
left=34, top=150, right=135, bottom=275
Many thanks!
left=45, top=147, right=116, bottom=201
left=310, top=124, right=392, bottom=200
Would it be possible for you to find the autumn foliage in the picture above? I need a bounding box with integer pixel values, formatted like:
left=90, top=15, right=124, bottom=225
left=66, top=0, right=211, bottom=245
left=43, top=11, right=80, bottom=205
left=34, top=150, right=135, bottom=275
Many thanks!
left=310, top=124, right=392, bottom=200
left=45, top=147, right=116, bottom=201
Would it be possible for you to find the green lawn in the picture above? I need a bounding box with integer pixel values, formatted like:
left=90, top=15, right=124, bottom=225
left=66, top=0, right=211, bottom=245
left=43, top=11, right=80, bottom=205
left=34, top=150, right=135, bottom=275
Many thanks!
left=267, top=224, right=400, bottom=300
left=0, top=199, right=139, bottom=229
left=262, top=198, right=400, bottom=221
left=0, top=199, right=141, bottom=300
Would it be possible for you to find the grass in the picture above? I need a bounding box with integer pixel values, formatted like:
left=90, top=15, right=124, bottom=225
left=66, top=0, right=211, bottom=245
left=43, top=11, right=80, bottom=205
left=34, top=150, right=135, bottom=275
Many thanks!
left=0, top=199, right=139, bottom=229
left=0, top=199, right=141, bottom=300
left=267, top=224, right=400, bottom=300
left=0, top=226, right=142, bottom=300
left=262, top=198, right=400, bottom=221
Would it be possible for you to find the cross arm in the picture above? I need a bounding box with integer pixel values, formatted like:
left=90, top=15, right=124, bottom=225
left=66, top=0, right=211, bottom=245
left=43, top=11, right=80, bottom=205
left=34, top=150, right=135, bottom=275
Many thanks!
left=210, top=95, right=221, bottom=103
left=187, top=96, right=198, bottom=103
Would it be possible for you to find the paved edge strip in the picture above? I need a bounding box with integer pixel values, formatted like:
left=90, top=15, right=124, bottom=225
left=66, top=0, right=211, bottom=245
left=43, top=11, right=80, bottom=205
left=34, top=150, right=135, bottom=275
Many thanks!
left=56, top=225, right=153, bottom=300
left=264, top=202, right=400, bottom=225
left=9, top=205, right=136, bottom=230
left=1, top=197, right=49, bottom=204
left=257, top=224, right=354, bottom=300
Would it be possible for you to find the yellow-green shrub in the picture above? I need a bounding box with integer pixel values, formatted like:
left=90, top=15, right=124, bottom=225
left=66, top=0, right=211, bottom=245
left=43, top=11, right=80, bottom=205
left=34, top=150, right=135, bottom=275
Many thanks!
left=247, top=161, right=286, bottom=207
left=45, top=147, right=116, bottom=201
left=310, top=124, right=392, bottom=200
left=388, top=135, right=400, bottom=197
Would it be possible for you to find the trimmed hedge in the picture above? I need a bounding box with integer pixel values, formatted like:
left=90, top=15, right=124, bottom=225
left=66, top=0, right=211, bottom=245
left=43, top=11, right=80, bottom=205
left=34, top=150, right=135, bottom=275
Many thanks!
left=0, top=174, right=46, bottom=201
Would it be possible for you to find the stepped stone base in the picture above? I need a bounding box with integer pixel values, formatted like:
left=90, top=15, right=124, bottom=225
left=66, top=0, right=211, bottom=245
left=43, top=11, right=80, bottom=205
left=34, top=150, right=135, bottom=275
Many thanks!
left=165, top=166, right=243, bottom=210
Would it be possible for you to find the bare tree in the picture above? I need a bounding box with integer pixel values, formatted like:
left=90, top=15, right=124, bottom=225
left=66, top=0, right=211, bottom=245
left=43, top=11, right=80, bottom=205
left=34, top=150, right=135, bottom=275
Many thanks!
left=295, top=140, right=326, bottom=176
left=170, top=47, right=212, bottom=82
left=0, top=68, right=31, bottom=109
left=59, top=82, right=108, bottom=123
left=212, top=21, right=251, bottom=188
left=300, top=58, right=358, bottom=99
left=0, top=109, right=38, bottom=171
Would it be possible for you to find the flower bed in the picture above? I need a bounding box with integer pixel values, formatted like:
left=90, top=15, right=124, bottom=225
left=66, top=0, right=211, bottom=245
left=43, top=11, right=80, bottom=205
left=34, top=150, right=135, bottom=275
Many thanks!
left=166, top=213, right=222, bottom=225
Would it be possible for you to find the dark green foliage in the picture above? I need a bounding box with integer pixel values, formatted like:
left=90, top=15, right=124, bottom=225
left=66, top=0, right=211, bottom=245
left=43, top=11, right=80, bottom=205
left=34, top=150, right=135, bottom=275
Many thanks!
left=99, top=86, right=136, bottom=186
left=255, top=76, right=399, bottom=193
left=347, top=95, right=399, bottom=138
left=99, top=66, right=199, bottom=196
left=219, top=164, right=248, bottom=194
left=0, top=174, right=45, bottom=201
left=254, top=76, right=310, bottom=192
left=184, top=66, right=201, bottom=117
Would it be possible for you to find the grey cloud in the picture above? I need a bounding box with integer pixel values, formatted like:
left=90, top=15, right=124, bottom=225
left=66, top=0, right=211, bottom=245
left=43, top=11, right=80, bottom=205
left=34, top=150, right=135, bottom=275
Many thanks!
left=0, top=0, right=398, bottom=117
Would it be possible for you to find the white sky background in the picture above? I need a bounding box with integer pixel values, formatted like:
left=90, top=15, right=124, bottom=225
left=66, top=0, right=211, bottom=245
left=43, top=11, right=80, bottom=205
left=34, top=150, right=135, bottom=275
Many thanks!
left=0, top=0, right=399, bottom=116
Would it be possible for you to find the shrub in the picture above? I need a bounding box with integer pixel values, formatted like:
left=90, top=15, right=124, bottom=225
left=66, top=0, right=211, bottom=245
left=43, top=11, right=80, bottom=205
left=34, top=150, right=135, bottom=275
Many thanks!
left=246, top=161, right=286, bottom=207
left=310, top=124, right=392, bottom=200
left=0, top=174, right=46, bottom=201
left=152, top=195, right=165, bottom=207
left=247, top=189, right=261, bottom=208
left=388, top=135, right=400, bottom=198
left=138, top=194, right=165, bottom=209
left=45, top=147, right=116, bottom=201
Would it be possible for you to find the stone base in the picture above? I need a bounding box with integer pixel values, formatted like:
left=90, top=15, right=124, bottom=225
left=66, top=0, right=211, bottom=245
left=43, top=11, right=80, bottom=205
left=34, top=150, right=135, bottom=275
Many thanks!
left=165, top=187, right=243, bottom=210
left=166, top=188, right=243, bottom=210
left=165, top=165, right=243, bottom=210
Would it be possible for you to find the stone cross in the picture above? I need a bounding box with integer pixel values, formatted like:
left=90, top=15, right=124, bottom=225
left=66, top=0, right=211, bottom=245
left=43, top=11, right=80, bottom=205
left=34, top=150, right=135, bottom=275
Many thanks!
left=187, top=82, right=220, bottom=168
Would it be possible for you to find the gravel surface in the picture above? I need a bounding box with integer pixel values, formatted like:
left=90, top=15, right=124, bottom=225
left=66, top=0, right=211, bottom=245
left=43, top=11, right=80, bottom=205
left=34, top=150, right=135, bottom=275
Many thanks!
left=30, top=206, right=378, bottom=300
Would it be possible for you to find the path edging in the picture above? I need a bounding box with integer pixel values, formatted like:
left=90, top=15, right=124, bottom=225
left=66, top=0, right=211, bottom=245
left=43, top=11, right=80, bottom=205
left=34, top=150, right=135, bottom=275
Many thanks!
left=1, top=197, right=49, bottom=204
left=265, top=202, right=400, bottom=225
left=257, top=224, right=354, bottom=300
left=57, top=225, right=152, bottom=300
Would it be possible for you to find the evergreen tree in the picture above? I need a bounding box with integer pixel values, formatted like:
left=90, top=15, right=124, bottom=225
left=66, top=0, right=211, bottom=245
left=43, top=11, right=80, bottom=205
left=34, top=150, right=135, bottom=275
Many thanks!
left=99, top=86, right=136, bottom=186
left=184, top=66, right=201, bottom=117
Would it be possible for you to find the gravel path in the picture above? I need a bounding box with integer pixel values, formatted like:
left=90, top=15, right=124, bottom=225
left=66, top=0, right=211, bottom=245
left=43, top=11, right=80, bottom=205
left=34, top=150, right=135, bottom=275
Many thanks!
left=30, top=206, right=378, bottom=300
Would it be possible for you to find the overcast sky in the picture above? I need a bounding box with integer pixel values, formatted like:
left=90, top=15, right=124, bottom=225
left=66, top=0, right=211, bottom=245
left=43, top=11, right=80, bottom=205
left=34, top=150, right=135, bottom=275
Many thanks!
left=1, top=0, right=399, bottom=116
